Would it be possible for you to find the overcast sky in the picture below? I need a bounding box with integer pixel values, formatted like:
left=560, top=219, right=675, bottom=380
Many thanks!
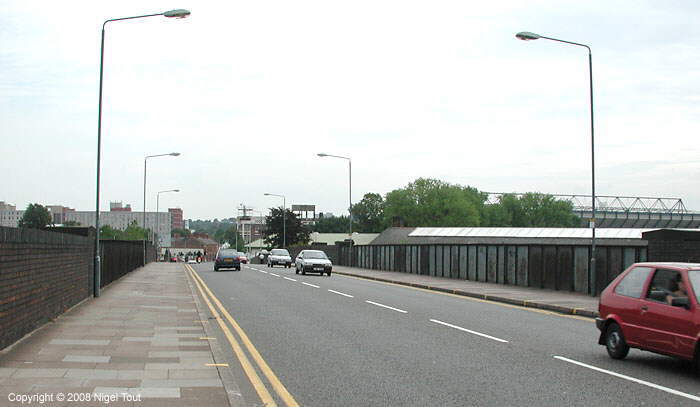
left=3, top=1, right=700, bottom=220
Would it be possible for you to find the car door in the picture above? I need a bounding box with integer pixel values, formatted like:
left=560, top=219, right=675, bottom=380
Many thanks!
left=639, top=268, right=696, bottom=359
left=607, top=266, right=654, bottom=347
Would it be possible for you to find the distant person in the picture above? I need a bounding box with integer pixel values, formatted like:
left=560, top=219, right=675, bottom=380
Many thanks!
left=196, top=250, right=202, bottom=263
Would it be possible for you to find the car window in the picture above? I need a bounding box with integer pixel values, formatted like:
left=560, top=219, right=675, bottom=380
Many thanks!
left=688, top=270, right=700, bottom=304
left=614, top=266, right=652, bottom=298
left=271, top=249, right=289, bottom=256
left=220, top=249, right=237, bottom=256
left=645, top=268, right=681, bottom=303
left=304, top=251, right=327, bottom=259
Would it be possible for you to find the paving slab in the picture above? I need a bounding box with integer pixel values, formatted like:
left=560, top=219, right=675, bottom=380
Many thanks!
left=0, top=263, right=237, bottom=407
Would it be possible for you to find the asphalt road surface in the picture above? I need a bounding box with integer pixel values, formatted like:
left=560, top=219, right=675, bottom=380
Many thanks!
left=189, top=262, right=700, bottom=407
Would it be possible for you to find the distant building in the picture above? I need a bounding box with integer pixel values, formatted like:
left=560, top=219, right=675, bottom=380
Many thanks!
left=0, top=202, right=22, bottom=227
left=64, top=210, right=172, bottom=247
left=169, top=208, right=184, bottom=230
left=110, top=201, right=132, bottom=212
left=45, top=205, right=75, bottom=224
left=170, top=236, right=219, bottom=261
left=238, top=215, right=265, bottom=245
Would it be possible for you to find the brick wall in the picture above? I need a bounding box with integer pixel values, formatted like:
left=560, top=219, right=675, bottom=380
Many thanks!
left=0, top=227, right=93, bottom=350
left=644, top=229, right=700, bottom=263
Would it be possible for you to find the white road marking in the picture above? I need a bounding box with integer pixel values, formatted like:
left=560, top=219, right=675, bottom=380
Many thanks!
left=553, top=356, right=700, bottom=402
left=259, top=270, right=268, bottom=274
left=328, top=289, right=354, bottom=298
left=365, top=300, right=407, bottom=313
left=302, top=282, right=320, bottom=288
left=270, top=273, right=280, bottom=277
left=284, top=277, right=297, bottom=282
left=429, top=319, right=508, bottom=343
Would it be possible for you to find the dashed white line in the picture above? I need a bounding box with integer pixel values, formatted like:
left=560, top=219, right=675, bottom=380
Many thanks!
left=269, top=273, right=280, bottom=277
left=553, top=356, right=700, bottom=402
left=327, top=289, right=353, bottom=298
left=284, top=277, right=297, bottom=282
left=302, top=282, right=320, bottom=288
left=429, top=319, right=508, bottom=343
left=259, top=270, right=268, bottom=274
left=365, top=300, right=407, bottom=313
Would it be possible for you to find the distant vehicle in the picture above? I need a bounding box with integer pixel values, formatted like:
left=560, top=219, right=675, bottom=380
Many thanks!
left=238, top=253, right=248, bottom=264
left=187, top=258, right=197, bottom=264
left=295, top=250, right=332, bottom=276
left=267, top=249, right=292, bottom=268
left=596, top=262, right=700, bottom=373
left=214, top=249, right=241, bottom=271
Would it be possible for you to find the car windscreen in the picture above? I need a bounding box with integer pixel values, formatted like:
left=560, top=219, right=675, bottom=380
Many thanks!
left=688, top=270, right=700, bottom=303
left=220, top=250, right=238, bottom=256
left=271, top=249, right=289, bottom=256
left=304, top=252, right=327, bottom=259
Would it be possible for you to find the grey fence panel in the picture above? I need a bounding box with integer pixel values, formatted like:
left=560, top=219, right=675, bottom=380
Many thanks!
left=640, top=247, right=647, bottom=262
left=608, top=247, right=623, bottom=287
left=506, top=246, right=517, bottom=285
left=595, top=247, right=609, bottom=295
left=428, top=246, right=435, bottom=276
left=529, top=246, right=543, bottom=288
left=516, top=246, right=529, bottom=286
left=557, top=246, right=574, bottom=291
left=451, top=245, right=459, bottom=279
left=443, top=246, right=451, bottom=278
left=497, top=246, right=506, bottom=284
left=477, top=246, right=487, bottom=282
left=543, top=246, right=557, bottom=290
left=574, top=247, right=589, bottom=294
left=487, top=246, right=498, bottom=282
left=622, top=247, right=636, bottom=271
left=467, top=246, right=477, bottom=280
left=459, top=246, right=468, bottom=280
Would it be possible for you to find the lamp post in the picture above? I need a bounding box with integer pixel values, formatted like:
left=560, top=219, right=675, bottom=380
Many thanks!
left=143, top=153, right=180, bottom=266
left=317, top=153, right=352, bottom=236
left=156, top=189, right=180, bottom=249
left=264, top=193, right=286, bottom=247
left=516, top=31, right=597, bottom=295
left=94, top=9, right=189, bottom=297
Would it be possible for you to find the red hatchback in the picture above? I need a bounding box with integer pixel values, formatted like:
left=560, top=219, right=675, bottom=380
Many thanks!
left=597, top=262, right=700, bottom=372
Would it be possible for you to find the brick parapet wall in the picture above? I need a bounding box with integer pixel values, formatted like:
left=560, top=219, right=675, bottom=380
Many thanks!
left=0, top=227, right=93, bottom=350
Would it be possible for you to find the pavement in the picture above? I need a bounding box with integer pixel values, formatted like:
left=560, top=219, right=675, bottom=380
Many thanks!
left=0, top=262, right=239, bottom=407
left=332, top=265, right=601, bottom=317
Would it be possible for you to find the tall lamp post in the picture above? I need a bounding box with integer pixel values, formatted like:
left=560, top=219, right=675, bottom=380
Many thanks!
left=94, top=9, right=190, bottom=297
left=317, top=153, right=352, bottom=236
left=264, top=193, right=286, bottom=247
left=156, top=189, right=180, bottom=249
left=143, top=153, right=180, bottom=266
left=516, top=31, right=597, bottom=295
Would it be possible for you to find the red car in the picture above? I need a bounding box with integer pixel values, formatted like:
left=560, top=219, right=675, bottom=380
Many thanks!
left=596, top=262, right=700, bottom=373
left=238, top=253, right=248, bottom=264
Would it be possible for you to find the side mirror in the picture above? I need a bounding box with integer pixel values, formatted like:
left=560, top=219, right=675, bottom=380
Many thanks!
left=671, top=297, right=690, bottom=309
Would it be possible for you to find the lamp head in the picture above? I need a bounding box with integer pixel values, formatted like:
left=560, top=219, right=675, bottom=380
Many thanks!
left=164, top=9, right=190, bottom=18
left=170, top=152, right=181, bottom=156
left=173, top=189, right=180, bottom=192
left=317, top=153, right=328, bottom=157
left=516, top=31, right=541, bottom=41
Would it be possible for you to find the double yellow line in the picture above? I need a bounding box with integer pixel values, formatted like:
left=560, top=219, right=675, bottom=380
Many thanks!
left=185, top=264, right=299, bottom=407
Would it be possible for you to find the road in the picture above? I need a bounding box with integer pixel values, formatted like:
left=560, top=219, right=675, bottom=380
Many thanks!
left=188, top=262, right=700, bottom=407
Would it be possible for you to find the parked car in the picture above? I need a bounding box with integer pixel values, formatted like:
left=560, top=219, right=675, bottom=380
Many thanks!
left=267, top=249, right=292, bottom=268
left=214, top=249, right=241, bottom=271
left=238, top=253, right=248, bottom=264
left=295, top=250, right=332, bottom=276
left=596, top=262, right=700, bottom=373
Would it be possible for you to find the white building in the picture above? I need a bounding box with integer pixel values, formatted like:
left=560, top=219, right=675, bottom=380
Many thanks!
left=0, top=202, right=22, bottom=227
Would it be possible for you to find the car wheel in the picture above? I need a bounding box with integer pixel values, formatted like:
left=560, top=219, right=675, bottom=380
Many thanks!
left=295, top=268, right=299, bottom=274
left=302, top=270, right=306, bottom=275
left=605, top=323, right=630, bottom=360
left=214, top=267, right=218, bottom=271
left=327, top=271, right=332, bottom=276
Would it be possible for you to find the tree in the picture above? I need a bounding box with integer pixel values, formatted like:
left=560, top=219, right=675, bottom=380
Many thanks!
left=351, top=193, right=386, bottom=232
left=171, top=228, right=191, bottom=237
left=62, top=220, right=81, bottom=227
left=263, top=207, right=310, bottom=248
left=311, top=216, right=349, bottom=233
left=99, top=221, right=150, bottom=241
left=18, top=203, right=52, bottom=229
left=219, top=225, right=246, bottom=251
left=383, top=178, right=486, bottom=227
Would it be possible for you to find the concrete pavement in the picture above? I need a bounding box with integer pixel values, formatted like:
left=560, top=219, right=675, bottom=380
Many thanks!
left=332, top=265, right=600, bottom=317
left=0, top=262, right=239, bottom=407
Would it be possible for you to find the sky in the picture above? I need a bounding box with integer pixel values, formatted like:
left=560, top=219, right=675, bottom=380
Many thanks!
left=3, top=1, right=700, bottom=220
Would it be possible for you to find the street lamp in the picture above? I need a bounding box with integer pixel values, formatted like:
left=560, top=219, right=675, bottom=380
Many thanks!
left=156, top=189, right=180, bottom=248
left=143, top=153, right=180, bottom=266
left=516, top=31, right=597, bottom=295
left=94, top=9, right=189, bottom=297
left=264, top=193, right=286, bottom=247
left=317, top=153, right=352, bottom=236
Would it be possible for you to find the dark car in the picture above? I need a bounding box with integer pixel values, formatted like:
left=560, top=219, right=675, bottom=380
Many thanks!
left=214, top=249, right=241, bottom=271
left=596, top=262, right=700, bottom=373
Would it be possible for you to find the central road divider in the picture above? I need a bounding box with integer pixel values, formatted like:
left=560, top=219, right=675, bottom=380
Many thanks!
left=185, top=264, right=300, bottom=407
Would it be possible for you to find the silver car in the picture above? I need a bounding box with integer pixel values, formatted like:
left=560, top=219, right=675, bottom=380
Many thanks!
left=267, top=248, right=292, bottom=268
left=295, top=250, right=332, bottom=276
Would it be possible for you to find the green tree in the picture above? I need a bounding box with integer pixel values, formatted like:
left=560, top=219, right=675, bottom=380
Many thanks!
left=171, top=228, right=191, bottom=237
left=18, top=203, right=53, bottom=229
left=219, top=226, right=246, bottom=251
left=516, top=193, right=579, bottom=227
left=62, top=220, right=81, bottom=227
left=99, top=225, right=123, bottom=240
left=351, top=193, right=386, bottom=232
left=264, top=207, right=310, bottom=248
left=311, top=216, right=350, bottom=233
left=383, top=178, right=486, bottom=227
